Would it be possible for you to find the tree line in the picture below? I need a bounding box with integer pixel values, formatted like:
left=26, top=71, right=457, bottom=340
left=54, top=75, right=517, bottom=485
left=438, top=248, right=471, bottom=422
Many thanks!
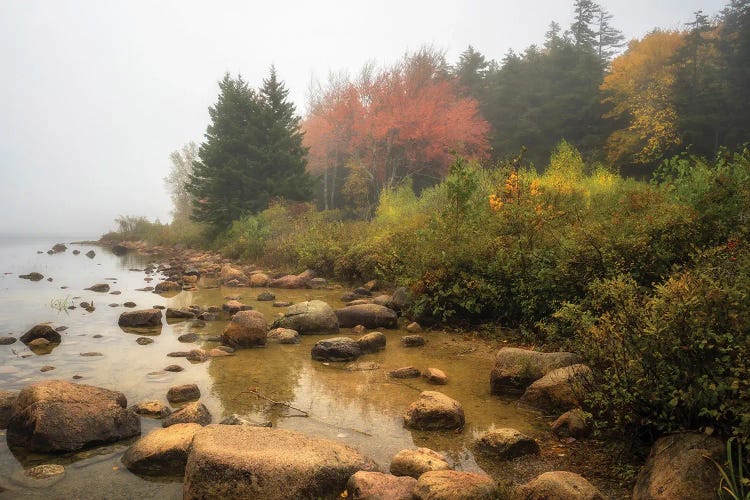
left=166, top=0, right=749, bottom=228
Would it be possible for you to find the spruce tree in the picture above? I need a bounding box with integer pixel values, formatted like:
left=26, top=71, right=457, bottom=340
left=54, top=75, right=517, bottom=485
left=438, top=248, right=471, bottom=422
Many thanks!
left=186, top=73, right=265, bottom=229
left=258, top=66, right=313, bottom=205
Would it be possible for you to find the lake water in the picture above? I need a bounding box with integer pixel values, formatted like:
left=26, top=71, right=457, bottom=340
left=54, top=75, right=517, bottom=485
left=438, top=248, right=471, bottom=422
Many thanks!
left=0, top=236, right=547, bottom=498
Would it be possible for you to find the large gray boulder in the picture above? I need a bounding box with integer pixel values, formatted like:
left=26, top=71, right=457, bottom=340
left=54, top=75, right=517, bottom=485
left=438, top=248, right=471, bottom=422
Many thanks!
left=512, top=471, right=603, bottom=500
left=118, top=309, right=163, bottom=327
left=311, top=337, right=361, bottom=362
left=335, top=304, right=398, bottom=329
left=183, top=425, right=377, bottom=499
left=632, top=433, right=723, bottom=500
left=121, top=423, right=201, bottom=475
left=6, top=380, right=140, bottom=452
left=519, top=364, right=592, bottom=412
left=490, top=347, right=577, bottom=395
left=222, top=310, right=267, bottom=348
left=403, top=391, right=465, bottom=431
left=272, top=300, right=339, bottom=334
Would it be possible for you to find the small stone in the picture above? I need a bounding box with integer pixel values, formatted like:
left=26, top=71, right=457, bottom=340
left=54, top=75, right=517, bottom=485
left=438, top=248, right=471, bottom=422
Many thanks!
left=123, top=301, right=137, bottom=308
left=357, top=331, right=386, bottom=353
left=40, top=365, right=56, bottom=372
left=474, top=428, right=540, bottom=460
left=390, top=448, right=450, bottom=479
left=406, top=321, right=422, bottom=333
left=389, top=366, right=421, bottom=379
left=351, top=324, right=366, bottom=334
left=80, top=352, right=103, bottom=357
left=551, top=409, right=591, bottom=438
left=423, top=367, right=448, bottom=385
left=164, top=365, right=184, bottom=372
left=0, top=337, right=17, bottom=345
left=209, top=349, right=232, bottom=357
left=162, top=402, right=211, bottom=428
left=136, top=337, right=154, bottom=345
left=256, top=291, right=276, bottom=301
left=167, top=351, right=190, bottom=358
left=167, top=384, right=201, bottom=404
left=86, top=283, right=110, bottom=292
left=267, top=328, right=300, bottom=344
left=25, top=464, right=65, bottom=480
left=272, top=301, right=292, bottom=308
left=400, top=335, right=425, bottom=347
left=178, top=333, right=199, bottom=343
left=29, top=338, right=51, bottom=347
left=133, top=400, right=172, bottom=418
left=186, top=349, right=209, bottom=362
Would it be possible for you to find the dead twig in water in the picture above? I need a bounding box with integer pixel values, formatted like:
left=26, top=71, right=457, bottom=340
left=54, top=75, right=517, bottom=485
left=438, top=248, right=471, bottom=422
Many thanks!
left=240, top=387, right=309, bottom=417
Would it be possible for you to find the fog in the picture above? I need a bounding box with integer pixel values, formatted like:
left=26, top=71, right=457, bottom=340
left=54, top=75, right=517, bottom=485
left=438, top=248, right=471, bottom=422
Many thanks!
left=0, top=0, right=725, bottom=238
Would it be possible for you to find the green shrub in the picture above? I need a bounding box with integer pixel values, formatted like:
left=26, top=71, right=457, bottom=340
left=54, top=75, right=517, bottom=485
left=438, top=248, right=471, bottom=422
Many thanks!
left=563, top=244, right=750, bottom=444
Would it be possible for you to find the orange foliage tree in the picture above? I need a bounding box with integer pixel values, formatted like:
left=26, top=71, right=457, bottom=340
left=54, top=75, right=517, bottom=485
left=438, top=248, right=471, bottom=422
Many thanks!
left=304, top=48, right=490, bottom=211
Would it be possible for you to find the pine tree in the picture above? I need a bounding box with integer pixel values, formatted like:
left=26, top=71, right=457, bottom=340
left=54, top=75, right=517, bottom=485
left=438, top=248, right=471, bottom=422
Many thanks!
left=258, top=66, right=313, bottom=205
left=570, top=0, right=599, bottom=50
left=186, top=73, right=266, bottom=229
left=453, top=46, right=489, bottom=99
left=595, top=6, right=625, bottom=60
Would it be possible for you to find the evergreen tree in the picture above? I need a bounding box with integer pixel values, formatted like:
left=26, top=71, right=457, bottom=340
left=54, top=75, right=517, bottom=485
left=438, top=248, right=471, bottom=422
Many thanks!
left=258, top=66, right=313, bottom=206
left=595, top=6, right=625, bottom=60
left=187, top=73, right=265, bottom=229
left=453, top=46, right=489, bottom=99
left=570, top=0, right=599, bottom=50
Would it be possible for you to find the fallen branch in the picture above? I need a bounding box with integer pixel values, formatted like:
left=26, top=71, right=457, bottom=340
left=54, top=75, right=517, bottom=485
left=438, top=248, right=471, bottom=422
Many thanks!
left=241, top=388, right=309, bottom=417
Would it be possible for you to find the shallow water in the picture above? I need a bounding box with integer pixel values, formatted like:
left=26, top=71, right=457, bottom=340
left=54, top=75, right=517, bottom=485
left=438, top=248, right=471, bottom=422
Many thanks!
left=0, top=236, right=547, bottom=498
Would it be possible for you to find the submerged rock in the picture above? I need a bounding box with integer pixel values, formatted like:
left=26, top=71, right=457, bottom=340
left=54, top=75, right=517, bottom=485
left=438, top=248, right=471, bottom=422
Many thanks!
left=6, top=380, right=140, bottom=452
left=85, top=283, right=110, bottom=292
left=389, top=366, right=421, bottom=379
left=183, top=425, right=376, bottom=499
left=165, top=307, right=196, bottom=320
left=132, top=400, right=171, bottom=418
left=267, top=327, right=300, bottom=344
left=400, top=335, right=425, bottom=347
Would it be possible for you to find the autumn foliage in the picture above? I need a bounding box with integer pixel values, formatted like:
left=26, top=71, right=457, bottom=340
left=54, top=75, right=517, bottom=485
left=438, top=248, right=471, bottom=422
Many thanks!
left=303, top=49, right=490, bottom=210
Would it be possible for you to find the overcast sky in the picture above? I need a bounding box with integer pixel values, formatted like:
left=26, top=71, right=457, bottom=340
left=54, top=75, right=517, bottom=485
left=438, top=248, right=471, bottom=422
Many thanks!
left=0, top=0, right=727, bottom=238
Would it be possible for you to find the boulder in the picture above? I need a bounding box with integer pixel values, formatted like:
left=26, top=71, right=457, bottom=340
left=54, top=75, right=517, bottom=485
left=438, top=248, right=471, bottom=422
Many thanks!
left=632, top=433, right=723, bottom=500
left=272, top=300, right=339, bottom=334
left=401, top=335, right=425, bottom=347
left=423, top=368, right=448, bottom=385
left=308, top=277, right=328, bottom=289
left=6, top=380, right=140, bottom=452
left=167, top=384, right=200, bottom=404
left=371, top=295, right=391, bottom=307
left=165, top=307, right=196, bottom=320
left=413, top=471, right=497, bottom=500
left=357, top=331, right=386, bottom=353
left=222, top=300, right=251, bottom=314
left=118, top=309, right=162, bottom=327
left=490, top=347, right=578, bottom=395
left=347, top=471, right=416, bottom=500
left=222, top=310, right=267, bottom=348
left=132, top=400, right=171, bottom=419
left=551, top=408, right=591, bottom=438
left=311, top=337, right=361, bottom=362
left=512, top=471, right=603, bottom=500
left=520, top=364, right=592, bottom=412
left=162, top=402, right=212, bottom=428
left=267, top=328, right=300, bottom=344
left=248, top=272, right=270, bottom=287
left=475, top=428, right=540, bottom=460
left=178, top=333, right=199, bottom=343
left=111, top=244, right=128, bottom=255
left=86, top=283, right=110, bottom=292
left=155, top=281, right=182, bottom=293
left=256, top=291, right=275, bottom=301
left=406, top=321, right=422, bottom=333
left=389, top=366, right=421, bottom=379
left=269, top=269, right=316, bottom=289
left=220, top=264, right=249, bottom=286
left=184, top=425, right=377, bottom=499
left=389, top=287, right=410, bottom=312
left=335, top=304, right=398, bottom=329
left=20, top=324, right=61, bottom=344
left=122, top=423, right=201, bottom=476
left=403, top=391, right=465, bottom=430
left=390, top=448, right=450, bottom=478
left=0, top=390, right=19, bottom=429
